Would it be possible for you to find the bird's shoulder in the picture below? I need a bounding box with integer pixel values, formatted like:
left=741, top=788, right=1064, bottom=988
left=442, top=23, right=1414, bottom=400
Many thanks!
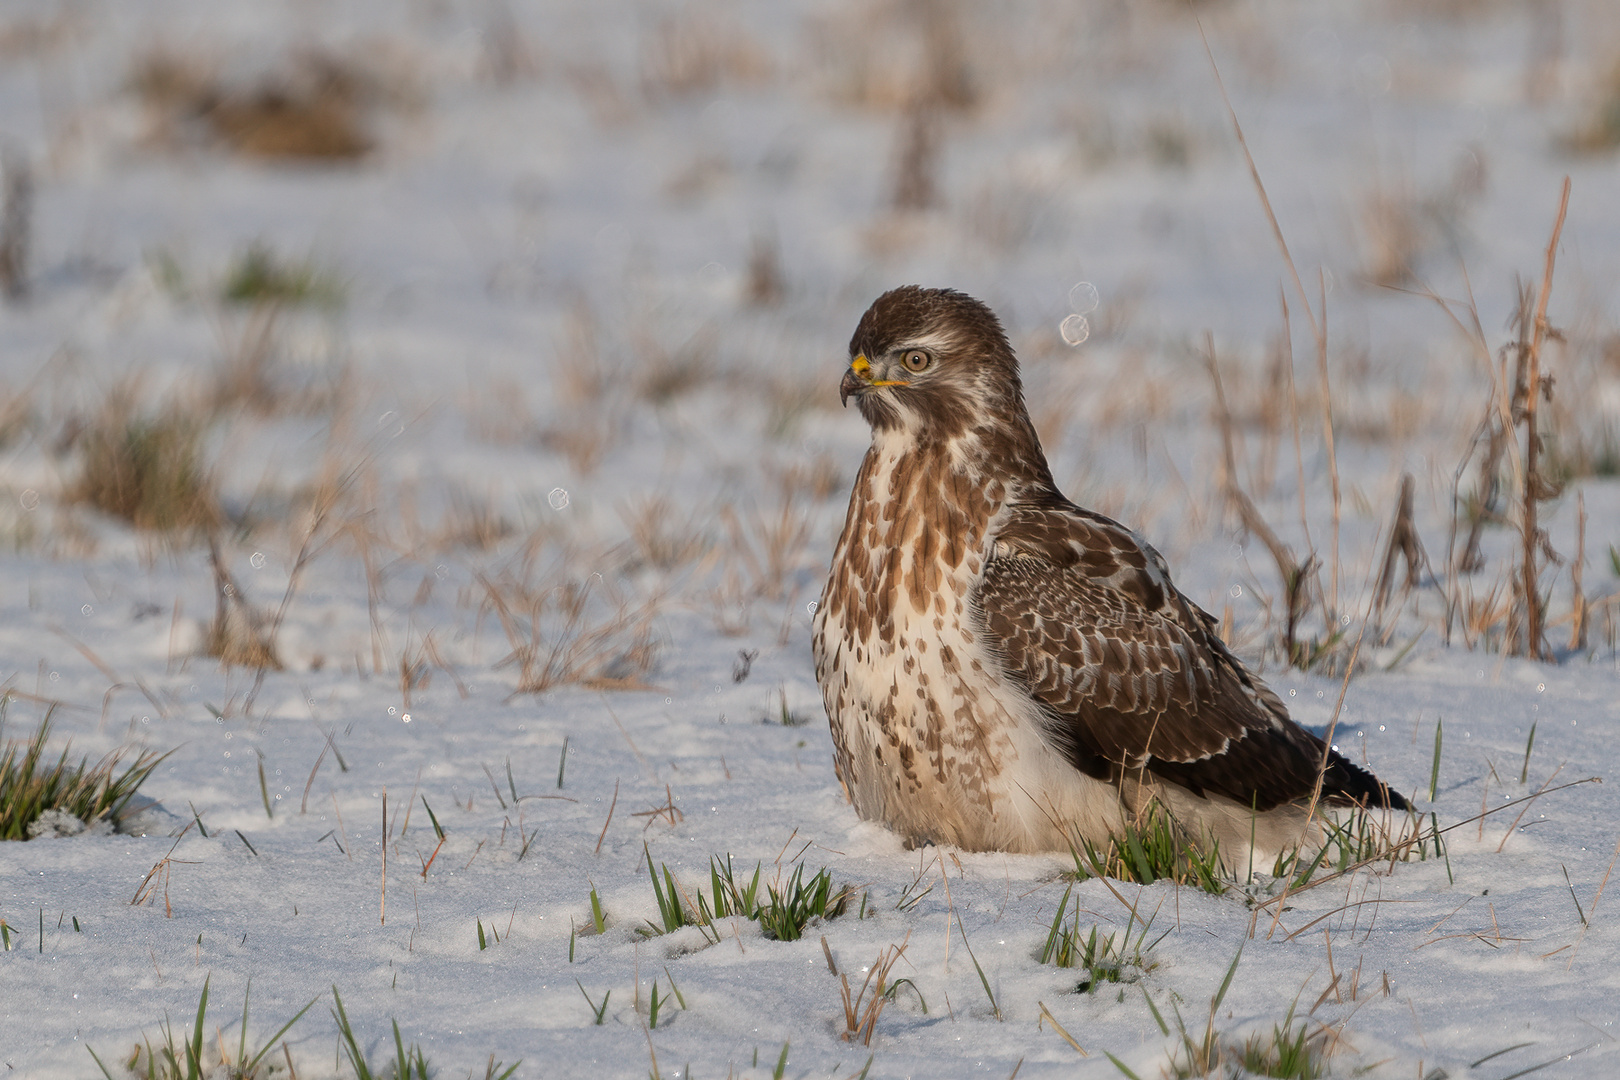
left=979, top=498, right=1290, bottom=730
left=986, top=501, right=1206, bottom=632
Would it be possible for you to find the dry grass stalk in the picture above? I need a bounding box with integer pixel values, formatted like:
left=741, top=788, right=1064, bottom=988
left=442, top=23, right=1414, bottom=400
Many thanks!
left=837, top=934, right=912, bottom=1046
left=541, top=298, right=618, bottom=474
left=479, top=567, right=659, bottom=695
left=913, top=0, right=977, bottom=111
left=0, top=144, right=29, bottom=300
left=399, top=635, right=431, bottom=711
left=1418, top=270, right=1521, bottom=647
left=347, top=519, right=392, bottom=675
left=1570, top=491, right=1588, bottom=651
left=1202, top=338, right=1320, bottom=668
left=134, top=47, right=379, bottom=160
left=463, top=376, right=533, bottom=446
left=704, top=558, right=753, bottom=636
left=634, top=323, right=716, bottom=405
left=131, top=822, right=196, bottom=918
left=436, top=492, right=513, bottom=552
left=68, top=385, right=221, bottom=535
left=745, top=229, right=785, bottom=307
left=211, top=303, right=282, bottom=414
left=1561, top=60, right=1620, bottom=155
left=810, top=0, right=975, bottom=113
left=720, top=492, right=811, bottom=602
left=1358, top=153, right=1484, bottom=289
left=1514, top=177, right=1571, bottom=661
left=639, top=9, right=772, bottom=99
left=478, top=3, right=539, bottom=87
left=1204, top=32, right=1342, bottom=617
left=1360, top=179, right=1426, bottom=288
left=890, top=101, right=939, bottom=212
left=774, top=456, right=845, bottom=503
left=619, top=495, right=710, bottom=573
left=1458, top=569, right=1514, bottom=651
left=205, top=536, right=281, bottom=670
left=1372, top=473, right=1430, bottom=625
left=262, top=458, right=353, bottom=650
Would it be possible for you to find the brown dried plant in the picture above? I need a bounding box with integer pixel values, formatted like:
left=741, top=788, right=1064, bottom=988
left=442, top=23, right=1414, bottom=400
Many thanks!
left=540, top=298, right=620, bottom=474
left=479, top=563, right=660, bottom=695
left=639, top=8, right=772, bottom=100
left=619, top=495, right=711, bottom=573
left=719, top=491, right=811, bottom=603
left=204, top=535, right=281, bottom=671
left=836, top=934, right=913, bottom=1047
left=132, top=47, right=391, bottom=161
left=67, top=384, right=221, bottom=536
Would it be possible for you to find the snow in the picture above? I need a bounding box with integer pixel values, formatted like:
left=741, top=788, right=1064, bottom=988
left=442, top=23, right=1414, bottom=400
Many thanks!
left=1, top=0, right=1619, bottom=1076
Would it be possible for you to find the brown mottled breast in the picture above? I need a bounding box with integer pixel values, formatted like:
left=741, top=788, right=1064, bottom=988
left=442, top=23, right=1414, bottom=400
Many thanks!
left=820, top=440, right=1006, bottom=653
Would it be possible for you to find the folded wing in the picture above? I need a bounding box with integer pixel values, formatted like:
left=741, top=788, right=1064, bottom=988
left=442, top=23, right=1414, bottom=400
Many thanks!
left=978, top=503, right=1406, bottom=811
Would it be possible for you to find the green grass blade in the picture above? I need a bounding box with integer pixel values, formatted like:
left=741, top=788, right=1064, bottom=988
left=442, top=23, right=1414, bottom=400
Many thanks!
left=956, top=920, right=1002, bottom=1021
left=421, top=796, right=445, bottom=841
left=1470, top=1042, right=1537, bottom=1068
left=1040, top=884, right=1074, bottom=965
left=589, top=882, right=606, bottom=933
left=245, top=993, right=321, bottom=1071
left=1210, top=944, right=1243, bottom=1014
left=1104, top=1052, right=1147, bottom=1080
left=663, top=965, right=688, bottom=1010
left=331, top=986, right=375, bottom=1080
left=186, top=974, right=210, bottom=1080
left=257, top=755, right=274, bottom=819
left=85, top=1045, right=119, bottom=1080
left=238, top=976, right=251, bottom=1069
left=1520, top=722, right=1537, bottom=785
left=1429, top=718, right=1443, bottom=802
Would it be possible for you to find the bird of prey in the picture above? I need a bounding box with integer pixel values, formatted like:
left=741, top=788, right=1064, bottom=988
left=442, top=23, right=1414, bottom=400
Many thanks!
left=812, top=286, right=1409, bottom=862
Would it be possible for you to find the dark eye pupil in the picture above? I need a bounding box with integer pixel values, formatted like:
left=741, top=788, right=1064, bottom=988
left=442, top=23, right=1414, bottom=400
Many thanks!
left=907, top=352, right=926, bottom=369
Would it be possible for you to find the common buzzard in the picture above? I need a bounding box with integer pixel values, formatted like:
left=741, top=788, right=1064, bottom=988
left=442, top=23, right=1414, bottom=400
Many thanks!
left=812, top=286, right=1409, bottom=861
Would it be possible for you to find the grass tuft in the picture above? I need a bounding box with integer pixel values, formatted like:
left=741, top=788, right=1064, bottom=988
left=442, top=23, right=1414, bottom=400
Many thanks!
left=1, top=708, right=170, bottom=841
left=576, top=979, right=611, bottom=1025
left=1561, top=61, right=1620, bottom=155
left=1040, top=883, right=1165, bottom=994
left=67, top=390, right=219, bottom=534
left=87, top=975, right=318, bottom=1080
left=331, top=987, right=431, bottom=1080
left=221, top=242, right=345, bottom=308
left=640, top=849, right=850, bottom=942
left=1068, top=807, right=1226, bottom=895
left=480, top=566, right=660, bottom=695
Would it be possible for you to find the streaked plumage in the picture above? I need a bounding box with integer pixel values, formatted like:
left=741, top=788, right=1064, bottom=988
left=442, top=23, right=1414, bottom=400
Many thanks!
left=812, top=286, right=1408, bottom=860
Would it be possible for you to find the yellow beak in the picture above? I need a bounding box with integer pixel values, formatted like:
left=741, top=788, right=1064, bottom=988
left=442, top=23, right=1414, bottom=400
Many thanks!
left=840, top=354, right=909, bottom=407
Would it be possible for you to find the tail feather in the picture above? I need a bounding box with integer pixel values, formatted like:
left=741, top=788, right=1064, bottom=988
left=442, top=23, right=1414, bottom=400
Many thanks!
left=1323, top=750, right=1411, bottom=811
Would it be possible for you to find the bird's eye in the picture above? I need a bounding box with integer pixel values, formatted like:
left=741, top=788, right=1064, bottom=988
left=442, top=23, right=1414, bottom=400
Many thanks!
left=901, top=350, right=931, bottom=373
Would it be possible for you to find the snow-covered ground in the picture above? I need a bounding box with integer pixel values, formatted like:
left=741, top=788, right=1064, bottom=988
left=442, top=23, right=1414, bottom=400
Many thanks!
left=2, top=1, right=1620, bottom=1076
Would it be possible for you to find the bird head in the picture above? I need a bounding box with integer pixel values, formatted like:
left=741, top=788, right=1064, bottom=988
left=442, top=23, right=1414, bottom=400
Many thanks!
left=840, top=286, right=1026, bottom=442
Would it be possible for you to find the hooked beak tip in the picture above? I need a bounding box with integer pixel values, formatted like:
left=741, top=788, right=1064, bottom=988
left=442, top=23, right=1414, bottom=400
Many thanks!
left=839, top=367, right=864, bottom=408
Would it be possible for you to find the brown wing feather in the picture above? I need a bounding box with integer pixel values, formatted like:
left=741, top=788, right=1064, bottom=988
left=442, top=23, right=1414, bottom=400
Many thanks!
left=979, top=503, right=1395, bottom=812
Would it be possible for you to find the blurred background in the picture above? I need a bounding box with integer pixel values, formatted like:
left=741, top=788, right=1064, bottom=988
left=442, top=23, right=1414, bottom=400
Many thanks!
left=0, top=0, right=1617, bottom=669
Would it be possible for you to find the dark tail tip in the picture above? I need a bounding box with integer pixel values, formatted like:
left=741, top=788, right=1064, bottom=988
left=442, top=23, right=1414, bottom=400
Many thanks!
left=1324, top=751, right=1412, bottom=812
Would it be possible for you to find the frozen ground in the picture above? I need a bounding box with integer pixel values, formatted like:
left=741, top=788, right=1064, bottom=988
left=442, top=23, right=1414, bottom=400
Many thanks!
left=1, top=0, right=1620, bottom=1076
